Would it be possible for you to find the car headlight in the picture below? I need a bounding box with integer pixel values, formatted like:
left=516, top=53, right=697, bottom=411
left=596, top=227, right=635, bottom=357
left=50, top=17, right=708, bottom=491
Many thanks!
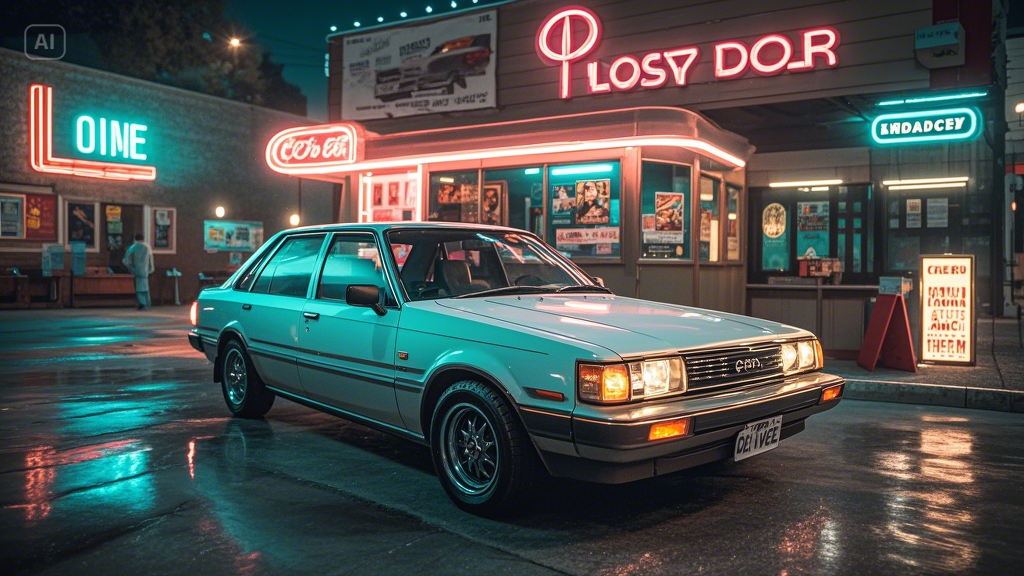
left=780, top=339, right=823, bottom=375
left=578, top=358, right=686, bottom=403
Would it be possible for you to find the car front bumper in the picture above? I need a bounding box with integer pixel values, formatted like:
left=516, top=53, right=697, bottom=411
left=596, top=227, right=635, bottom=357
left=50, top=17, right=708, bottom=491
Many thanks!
left=530, top=371, right=845, bottom=484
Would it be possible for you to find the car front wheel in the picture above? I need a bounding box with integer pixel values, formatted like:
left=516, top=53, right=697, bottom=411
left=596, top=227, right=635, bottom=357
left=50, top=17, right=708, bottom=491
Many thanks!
left=430, top=380, right=535, bottom=517
left=220, top=339, right=275, bottom=418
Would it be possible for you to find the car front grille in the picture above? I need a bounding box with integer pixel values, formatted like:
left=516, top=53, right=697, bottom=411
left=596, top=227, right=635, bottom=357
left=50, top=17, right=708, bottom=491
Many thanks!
left=684, top=343, right=783, bottom=394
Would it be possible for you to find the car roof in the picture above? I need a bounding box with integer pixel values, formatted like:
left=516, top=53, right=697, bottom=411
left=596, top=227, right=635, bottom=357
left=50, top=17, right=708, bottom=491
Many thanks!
left=280, top=221, right=529, bottom=235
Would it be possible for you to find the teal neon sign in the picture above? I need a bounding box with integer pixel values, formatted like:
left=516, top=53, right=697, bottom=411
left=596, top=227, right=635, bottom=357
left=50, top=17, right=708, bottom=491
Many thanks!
left=870, top=107, right=979, bottom=145
left=76, top=115, right=149, bottom=160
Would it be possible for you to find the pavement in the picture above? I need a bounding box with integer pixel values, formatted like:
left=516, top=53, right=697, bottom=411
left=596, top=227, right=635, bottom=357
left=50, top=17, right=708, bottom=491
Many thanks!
left=829, top=315, right=1024, bottom=413
left=2, top=305, right=1023, bottom=413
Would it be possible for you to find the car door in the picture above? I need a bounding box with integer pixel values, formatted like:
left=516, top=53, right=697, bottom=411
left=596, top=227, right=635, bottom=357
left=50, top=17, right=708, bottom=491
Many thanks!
left=296, top=232, right=404, bottom=428
left=240, top=233, right=327, bottom=395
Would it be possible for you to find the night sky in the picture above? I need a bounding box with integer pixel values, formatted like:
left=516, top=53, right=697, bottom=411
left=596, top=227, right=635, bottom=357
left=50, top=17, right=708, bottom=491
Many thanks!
left=226, top=0, right=509, bottom=120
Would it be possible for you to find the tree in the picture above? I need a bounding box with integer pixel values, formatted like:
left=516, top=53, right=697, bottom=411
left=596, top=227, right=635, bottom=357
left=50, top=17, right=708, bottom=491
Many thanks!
left=1, top=0, right=306, bottom=115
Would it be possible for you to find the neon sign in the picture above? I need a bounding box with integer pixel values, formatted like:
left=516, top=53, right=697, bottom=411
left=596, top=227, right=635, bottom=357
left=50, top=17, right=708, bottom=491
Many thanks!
left=536, top=6, right=839, bottom=99
left=265, top=124, right=360, bottom=175
left=870, top=108, right=979, bottom=145
left=75, top=115, right=148, bottom=160
left=29, top=84, right=156, bottom=181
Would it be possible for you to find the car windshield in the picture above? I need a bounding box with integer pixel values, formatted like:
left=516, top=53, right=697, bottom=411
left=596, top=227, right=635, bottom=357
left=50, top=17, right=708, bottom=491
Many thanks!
left=385, top=228, right=601, bottom=301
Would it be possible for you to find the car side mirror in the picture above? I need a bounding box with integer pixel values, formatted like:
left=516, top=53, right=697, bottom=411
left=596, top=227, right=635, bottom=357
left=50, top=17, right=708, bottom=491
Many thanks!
left=347, top=284, right=386, bottom=316
left=592, top=276, right=605, bottom=287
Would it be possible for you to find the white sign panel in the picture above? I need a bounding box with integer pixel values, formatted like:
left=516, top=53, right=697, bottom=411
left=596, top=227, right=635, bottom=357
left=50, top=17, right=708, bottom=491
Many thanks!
left=342, top=11, right=497, bottom=120
left=920, top=255, right=974, bottom=364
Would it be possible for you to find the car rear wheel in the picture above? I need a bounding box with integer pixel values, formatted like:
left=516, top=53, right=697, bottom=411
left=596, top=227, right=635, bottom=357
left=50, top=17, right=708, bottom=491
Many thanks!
left=430, top=380, right=535, bottom=517
left=220, top=339, right=275, bottom=418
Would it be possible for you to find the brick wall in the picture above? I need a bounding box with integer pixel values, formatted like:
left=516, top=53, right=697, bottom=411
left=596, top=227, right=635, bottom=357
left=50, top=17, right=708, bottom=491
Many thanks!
left=0, top=48, right=336, bottom=302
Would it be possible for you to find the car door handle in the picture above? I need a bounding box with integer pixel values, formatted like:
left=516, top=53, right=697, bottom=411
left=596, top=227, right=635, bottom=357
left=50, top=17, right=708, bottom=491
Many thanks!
left=303, top=312, right=320, bottom=320
left=242, top=304, right=251, bottom=310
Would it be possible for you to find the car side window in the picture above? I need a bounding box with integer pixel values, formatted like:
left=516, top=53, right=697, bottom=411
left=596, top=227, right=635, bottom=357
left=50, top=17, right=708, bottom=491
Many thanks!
left=250, top=234, right=326, bottom=297
left=316, top=235, right=386, bottom=302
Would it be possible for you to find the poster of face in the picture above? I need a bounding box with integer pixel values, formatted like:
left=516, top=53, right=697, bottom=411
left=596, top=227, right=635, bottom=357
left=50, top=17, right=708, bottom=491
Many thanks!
left=372, top=183, right=384, bottom=207
left=388, top=182, right=400, bottom=206
left=67, top=202, right=97, bottom=247
left=574, top=179, right=611, bottom=225
left=481, top=182, right=505, bottom=226
left=550, top=185, right=575, bottom=225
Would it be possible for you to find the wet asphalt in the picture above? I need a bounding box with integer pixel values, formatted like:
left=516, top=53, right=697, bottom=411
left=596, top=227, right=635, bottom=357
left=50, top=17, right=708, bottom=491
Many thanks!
left=1, top=307, right=1023, bottom=575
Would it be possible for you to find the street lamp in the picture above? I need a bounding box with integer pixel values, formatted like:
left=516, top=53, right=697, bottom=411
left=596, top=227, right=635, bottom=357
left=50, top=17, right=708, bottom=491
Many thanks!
left=1016, top=102, right=1024, bottom=125
left=215, top=206, right=225, bottom=218
left=229, top=38, right=241, bottom=48
left=289, top=213, right=300, bottom=226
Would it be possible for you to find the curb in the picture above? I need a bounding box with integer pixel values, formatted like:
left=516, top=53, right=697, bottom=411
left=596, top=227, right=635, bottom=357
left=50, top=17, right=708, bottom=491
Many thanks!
left=843, top=380, right=1024, bottom=414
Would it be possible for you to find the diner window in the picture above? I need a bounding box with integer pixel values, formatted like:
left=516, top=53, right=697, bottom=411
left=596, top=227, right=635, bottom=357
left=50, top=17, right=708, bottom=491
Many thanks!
left=481, top=166, right=543, bottom=232
left=428, top=170, right=480, bottom=223
left=699, top=176, right=720, bottom=262
left=726, top=184, right=741, bottom=261
left=364, top=172, right=419, bottom=222
left=640, top=161, right=690, bottom=259
left=547, top=161, right=621, bottom=260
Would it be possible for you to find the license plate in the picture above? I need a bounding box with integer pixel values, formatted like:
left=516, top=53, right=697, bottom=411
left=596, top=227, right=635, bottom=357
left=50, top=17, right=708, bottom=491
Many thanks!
left=734, top=415, right=783, bottom=461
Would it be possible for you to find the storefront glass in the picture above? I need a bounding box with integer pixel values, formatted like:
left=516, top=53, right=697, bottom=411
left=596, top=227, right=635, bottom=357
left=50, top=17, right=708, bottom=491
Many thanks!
left=726, top=184, right=741, bottom=261
left=365, top=172, right=420, bottom=223
left=547, top=161, right=621, bottom=260
left=640, top=161, right=690, bottom=259
left=428, top=170, right=480, bottom=223
left=699, top=176, right=720, bottom=262
left=481, top=166, right=543, bottom=233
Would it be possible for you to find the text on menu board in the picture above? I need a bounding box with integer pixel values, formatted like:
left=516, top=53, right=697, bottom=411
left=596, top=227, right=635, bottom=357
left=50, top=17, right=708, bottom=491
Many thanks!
left=920, top=256, right=974, bottom=364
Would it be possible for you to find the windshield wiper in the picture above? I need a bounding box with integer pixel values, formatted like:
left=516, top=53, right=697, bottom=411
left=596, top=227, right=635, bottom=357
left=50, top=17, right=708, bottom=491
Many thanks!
left=556, top=284, right=613, bottom=294
left=452, top=286, right=550, bottom=299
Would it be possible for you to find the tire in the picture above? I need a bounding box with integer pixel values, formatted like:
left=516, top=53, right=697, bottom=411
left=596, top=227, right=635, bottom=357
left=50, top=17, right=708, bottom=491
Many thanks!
left=220, top=339, right=275, bottom=418
left=430, top=380, right=536, bottom=517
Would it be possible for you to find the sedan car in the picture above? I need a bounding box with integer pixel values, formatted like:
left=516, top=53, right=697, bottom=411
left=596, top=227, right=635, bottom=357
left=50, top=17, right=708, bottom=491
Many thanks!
left=188, top=223, right=844, bottom=516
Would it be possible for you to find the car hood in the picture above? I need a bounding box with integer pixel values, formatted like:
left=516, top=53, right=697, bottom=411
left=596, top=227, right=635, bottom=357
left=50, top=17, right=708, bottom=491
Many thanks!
left=436, top=294, right=807, bottom=357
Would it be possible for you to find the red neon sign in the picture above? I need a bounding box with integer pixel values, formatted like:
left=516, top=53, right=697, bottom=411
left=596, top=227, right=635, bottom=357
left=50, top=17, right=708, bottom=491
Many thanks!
left=265, top=123, right=360, bottom=176
left=29, top=84, right=156, bottom=181
left=536, top=7, right=840, bottom=98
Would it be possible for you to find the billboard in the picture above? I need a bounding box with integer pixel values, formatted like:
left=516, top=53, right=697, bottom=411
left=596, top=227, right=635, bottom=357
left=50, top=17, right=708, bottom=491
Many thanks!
left=341, top=11, right=497, bottom=120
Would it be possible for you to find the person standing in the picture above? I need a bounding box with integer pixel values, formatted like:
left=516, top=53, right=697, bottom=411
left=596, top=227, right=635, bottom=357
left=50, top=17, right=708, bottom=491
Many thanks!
left=122, top=232, right=155, bottom=310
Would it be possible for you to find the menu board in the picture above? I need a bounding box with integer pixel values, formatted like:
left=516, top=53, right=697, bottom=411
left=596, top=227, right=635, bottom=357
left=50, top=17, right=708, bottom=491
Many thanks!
left=920, top=255, right=974, bottom=365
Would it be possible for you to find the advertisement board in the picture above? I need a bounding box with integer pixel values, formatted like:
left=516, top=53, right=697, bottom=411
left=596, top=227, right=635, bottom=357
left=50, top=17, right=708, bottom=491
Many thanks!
left=341, top=10, right=497, bottom=119
left=204, top=220, right=264, bottom=252
left=920, top=255, right=974, bottom=365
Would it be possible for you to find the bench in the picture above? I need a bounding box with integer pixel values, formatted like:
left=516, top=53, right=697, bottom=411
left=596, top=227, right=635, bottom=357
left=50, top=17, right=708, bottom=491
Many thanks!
left=72, top=266, right=137, bottom=307
left=0, top=270, right=30, bottom=309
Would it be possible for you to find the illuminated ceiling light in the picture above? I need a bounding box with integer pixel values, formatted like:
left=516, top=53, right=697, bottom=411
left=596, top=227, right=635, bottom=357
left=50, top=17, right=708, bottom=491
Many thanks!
left=550, top=163, right=614, bottom=176
left=728, top=213, right=738, bottom=220
left=438, top=176, right=455, bottom=183
left=229, top=38, right=241, bottom=47
left=377, top=16, right=384, bottom=22
left=769, top=179, right=842, bottom=188
left=887, top=182, right=967, bottom=191
left=700, top=193, right=713, bottom=201
left=400, top=11, right=407, bottom=18
left=524, top=167, right=540, bottom=175
left=354, top=21, right=361, bottom=27
left=289, top=214, right=301, bottom=226
left=881, top=176, right=968, bottom=187
left=215, top=206, right=225, bottom=218
left=810, top=186, right=830, bottom=191
left=426, top=6, right=433, bottom=13
left=330, top=25, right=337, bottom=32
left=451, top=1, right=458, bottom=8
left=877, top=91, right=987, bottom=107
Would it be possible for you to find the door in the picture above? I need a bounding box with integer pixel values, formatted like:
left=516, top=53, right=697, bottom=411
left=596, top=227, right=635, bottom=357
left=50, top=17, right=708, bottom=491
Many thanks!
left=297, top=232, right=404, bottom=427
left=240, top=233, right=327, bottom=394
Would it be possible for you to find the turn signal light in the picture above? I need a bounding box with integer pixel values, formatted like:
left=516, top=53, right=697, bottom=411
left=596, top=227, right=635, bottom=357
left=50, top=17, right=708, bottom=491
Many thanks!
left=648, top=417, right=692, bottom=441
left=189, top=301, right=198, bottom=326
left=820, top=384, right=843, bottom=403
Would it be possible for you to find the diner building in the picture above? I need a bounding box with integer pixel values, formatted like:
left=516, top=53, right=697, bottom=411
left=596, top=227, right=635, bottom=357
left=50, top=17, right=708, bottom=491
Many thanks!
left=274, top=0, right=1006, bottom=357
left=0, top=48, right=334, bottom=305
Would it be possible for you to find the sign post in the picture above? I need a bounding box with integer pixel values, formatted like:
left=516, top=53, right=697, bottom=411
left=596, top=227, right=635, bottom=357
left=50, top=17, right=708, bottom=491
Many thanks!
left=920, top=255, right=975, bottom=365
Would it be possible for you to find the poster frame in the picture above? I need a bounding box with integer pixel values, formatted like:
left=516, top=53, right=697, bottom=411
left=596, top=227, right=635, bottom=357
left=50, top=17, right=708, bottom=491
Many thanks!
left=919, top=254, right=976, bottom=366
